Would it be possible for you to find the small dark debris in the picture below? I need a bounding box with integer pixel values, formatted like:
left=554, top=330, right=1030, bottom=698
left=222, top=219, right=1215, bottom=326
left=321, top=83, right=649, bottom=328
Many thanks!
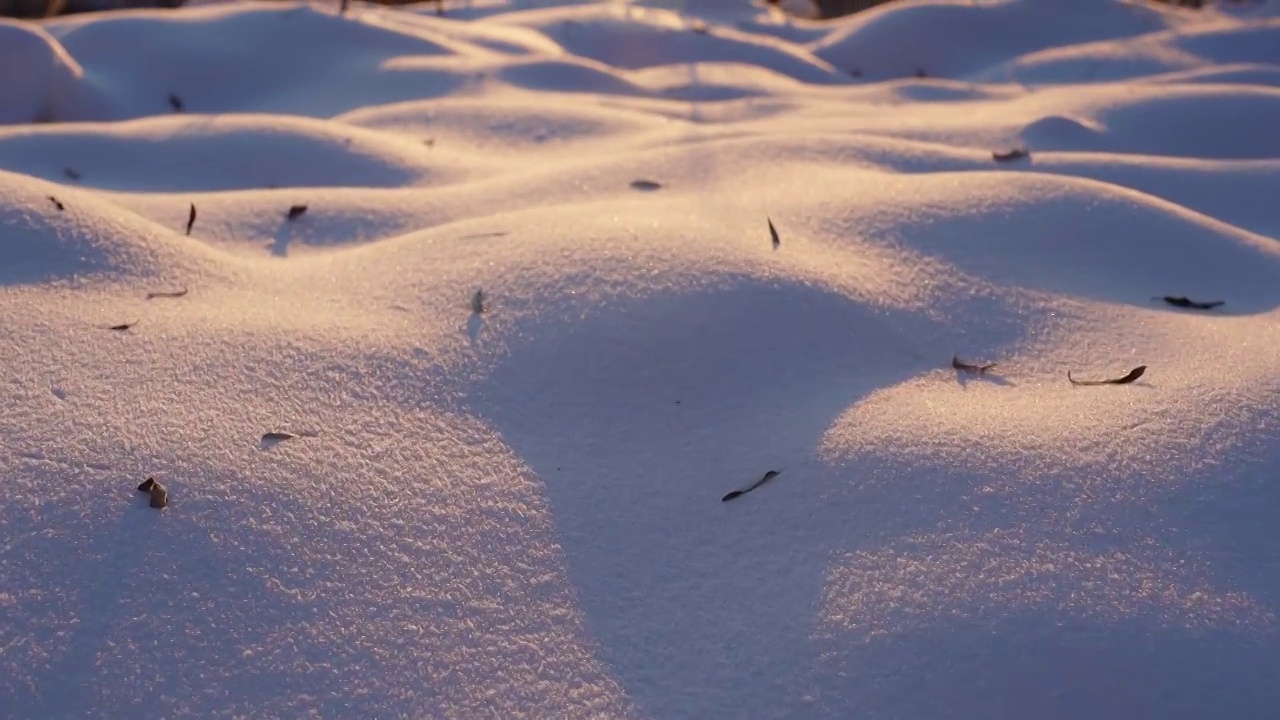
left=262, top=431, right=299, bottom=442
left=915, top=68, right=927, bottom=78
left=108, top=321, right=137, bottom=331
left=721, top=470, right=782, bottom=502
left=993, top=148, right=1031, bottom=163
left=1155, top=295, right=1224, bottom=310
left=168, top=93, right=184, bottom=112
left=137, top=477, right=156, bottom=492
left=952, top=355, right=998, bottom=374
left=286, top=205, right=308, bottom=220
left=149, top=481, right=168, bottom=508
left=63, top=166, right=80, bottom=181
left=471, top=289, right=486, bottom=314
left=1068, top=365, right=1147, bottom=386
left=186, top=202, right=197, bottom=235
left=630, top=179, right=662, bottom=191
left=146, top=288, right=188, bottom=300
left=48, top=196, right=64, bottom=211
left=768, top=216, right=780, bottom=250
left=424, top=138, right=436, bottom=147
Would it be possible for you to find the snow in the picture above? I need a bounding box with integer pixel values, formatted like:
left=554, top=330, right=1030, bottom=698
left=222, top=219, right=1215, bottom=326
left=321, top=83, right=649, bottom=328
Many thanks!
left=1, top=0, right=1279, bottom=718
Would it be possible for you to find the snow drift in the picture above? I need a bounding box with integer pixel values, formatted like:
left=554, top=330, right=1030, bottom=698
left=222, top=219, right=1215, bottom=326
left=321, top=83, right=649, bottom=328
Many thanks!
left=1, top=1, right=1279, bottom=719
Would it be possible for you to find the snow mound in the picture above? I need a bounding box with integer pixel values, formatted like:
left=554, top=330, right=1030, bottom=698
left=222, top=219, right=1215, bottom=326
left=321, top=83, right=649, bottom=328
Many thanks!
left=1090, top=86, right=1280, bottom=159
left=497, top=5, right=845, bottom=83
left=810, top=0, right=1170, bottom=81
left=998, top=17, right=1280, bottom=86
left=0, top=20, right=102, bottom=124
left=1019, top=113, right=1108, bottom=150
left=40, top=3, right=464, bottom=119
left=2, top=0, right=1280, bottom=719
left=0, top=114, right=449, bottom=192
left=827, top=170, right=1280, bottom=310
left=0, top=170, right=229, bottom=287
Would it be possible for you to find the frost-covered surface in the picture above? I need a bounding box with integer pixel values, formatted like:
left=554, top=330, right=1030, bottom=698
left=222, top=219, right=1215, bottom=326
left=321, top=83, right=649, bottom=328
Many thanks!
left=2, top=0, right=1280, bottom=718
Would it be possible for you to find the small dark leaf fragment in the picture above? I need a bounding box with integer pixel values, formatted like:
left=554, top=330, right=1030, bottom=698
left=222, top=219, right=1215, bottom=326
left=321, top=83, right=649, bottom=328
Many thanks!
left=1068, top=365, right=1146, bottom=386
left=768, top=216, right=780, bottom=250
left=137, top=477, right=156, bottom=492
left=630, top=179, right=662, bottom=191
left=721, top=470, right=782, bottom=502
left=64, top=166, right=80, bottom=181
left=1155, top=295, right=1223, bottom=310
left=952, top=355, right=998, bottom=374
left=149, top=481, right=168, bottom=508
left=48, top=196, right=64, bottom=211
left=993, top=148, right=1030, bottom=162
left=146, top=288, right=188, bottom=300
left=168, top=93, right=184, bottom=112
left=262, top=431, right=299, bottom=442
left=287, top=204, right=308, bottom=220
left=186, top=203, right=197, bottom=235
left=108, top=321, right=137, bottom=331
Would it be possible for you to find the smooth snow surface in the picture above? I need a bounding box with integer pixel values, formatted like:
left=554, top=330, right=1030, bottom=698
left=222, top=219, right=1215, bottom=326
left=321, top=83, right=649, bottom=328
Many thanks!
left=3, top=1, right=1280, bottom=718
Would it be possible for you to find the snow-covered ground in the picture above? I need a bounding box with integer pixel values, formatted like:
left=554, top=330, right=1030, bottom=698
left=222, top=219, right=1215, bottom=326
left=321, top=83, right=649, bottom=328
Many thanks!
left=2, top=0, right=1280, bottom=717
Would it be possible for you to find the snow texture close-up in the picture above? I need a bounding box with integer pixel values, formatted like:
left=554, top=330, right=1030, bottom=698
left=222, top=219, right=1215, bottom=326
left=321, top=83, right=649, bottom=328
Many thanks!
left=2, top=0, right=1280, bottom=718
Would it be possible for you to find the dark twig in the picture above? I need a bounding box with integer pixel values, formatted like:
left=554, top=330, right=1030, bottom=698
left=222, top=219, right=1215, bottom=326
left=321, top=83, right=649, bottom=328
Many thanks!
left=287, top=204, right=308, bottom=220
left=185, top=203, right=197, bottom=236
left=48, top=196, right=64, bottom=211
left=262, top=431, right=299, bottom=442
left=1068, top=365, right=1146, bottom=386
left=146, top=288, right=188, bottom=300
left=768, top=216, right=780, bottom=250
left=1154, top=295, right=1224, bottom=310
left=107, top=321, right=138, bottom=331
left=952, top=355, right=998, bottom=374
left=630, top=179, right=662, bottom=191
left=993, top=148, right=1030, bottom=162
left=721, top=470, right=782, bottom=502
